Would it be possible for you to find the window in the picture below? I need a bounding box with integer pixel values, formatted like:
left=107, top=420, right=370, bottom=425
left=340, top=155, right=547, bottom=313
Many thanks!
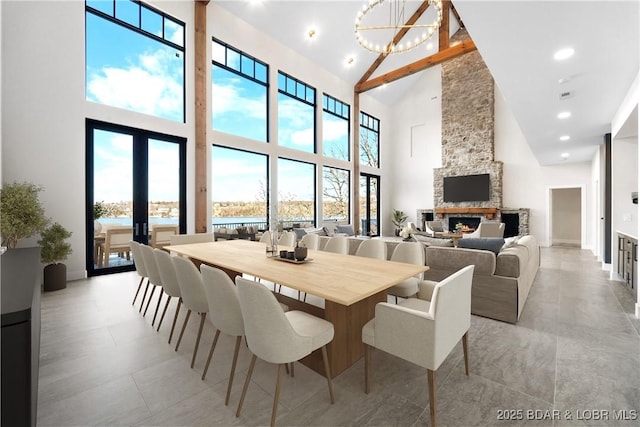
left=360, top=111, right=380, bottom=167
left=278, top=158, right=316, bottom=226
left=323, top=166, right=350, bottom=222
left=322, top=94, right=350, bottom=160
left=212, top=38, right=269, bottom=142
left=278, top=71, right=316, bottom=153
left=360, top=174, right=380, bottom=236
left=85, top=1, right=185, bottom=122
left=211, top=146, right=269, bottom=230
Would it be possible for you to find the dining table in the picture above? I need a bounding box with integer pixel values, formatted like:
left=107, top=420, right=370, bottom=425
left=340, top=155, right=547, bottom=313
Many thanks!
left=166, top=239, right=429, bottom=378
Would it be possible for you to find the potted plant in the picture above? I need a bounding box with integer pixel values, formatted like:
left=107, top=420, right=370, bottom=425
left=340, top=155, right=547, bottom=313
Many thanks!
left=38, top=222, right=72, bottom=291
left=391, top=209, right=408, bottom=236
left=93, top=200, right=109, bottom=234
left=1, top=181, right=48, bottom=250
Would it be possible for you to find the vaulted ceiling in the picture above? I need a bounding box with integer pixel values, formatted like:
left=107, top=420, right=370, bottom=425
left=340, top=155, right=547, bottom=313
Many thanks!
left=215, top=0, right=639, bottom=166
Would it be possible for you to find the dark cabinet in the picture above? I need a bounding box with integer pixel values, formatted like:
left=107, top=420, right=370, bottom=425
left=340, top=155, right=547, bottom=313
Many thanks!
left=617, top=233, right=638, bottom=297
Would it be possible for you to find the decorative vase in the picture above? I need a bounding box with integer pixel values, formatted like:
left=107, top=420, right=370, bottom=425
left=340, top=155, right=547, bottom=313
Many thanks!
left=394, top=228, right=401, bottom=236
left=294, top=245, right=307, bottom=261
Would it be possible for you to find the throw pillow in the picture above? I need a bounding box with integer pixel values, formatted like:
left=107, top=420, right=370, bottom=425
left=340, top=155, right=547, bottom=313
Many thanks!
left=501, top=236, right=520, bottom=251
left=457, top=238, right=505, bottom=255
left=414, top=234, right=454, bottom=247
left=293, top=228, right=307, bottom=240
left=336, top=224, right=355, bottom=236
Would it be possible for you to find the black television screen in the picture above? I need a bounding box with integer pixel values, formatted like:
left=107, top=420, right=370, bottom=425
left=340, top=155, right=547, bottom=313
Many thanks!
left=443, top=174, right=490, bottom=202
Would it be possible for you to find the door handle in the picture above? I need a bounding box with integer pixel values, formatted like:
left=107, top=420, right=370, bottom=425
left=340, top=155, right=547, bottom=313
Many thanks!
left=143, top=223, right=148, bottom=236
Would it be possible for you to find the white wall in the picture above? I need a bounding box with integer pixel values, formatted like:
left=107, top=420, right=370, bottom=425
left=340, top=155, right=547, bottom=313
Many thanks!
left=389, top=67, right=442, bottom=227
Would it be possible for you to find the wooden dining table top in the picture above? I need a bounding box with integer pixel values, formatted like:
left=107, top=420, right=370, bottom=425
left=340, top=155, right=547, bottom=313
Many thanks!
left=166, top=239, right=429, bottom=306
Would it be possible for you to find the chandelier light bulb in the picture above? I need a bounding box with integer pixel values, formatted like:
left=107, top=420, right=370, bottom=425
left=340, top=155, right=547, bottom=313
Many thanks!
left=354, top=0, right=443, bottom=55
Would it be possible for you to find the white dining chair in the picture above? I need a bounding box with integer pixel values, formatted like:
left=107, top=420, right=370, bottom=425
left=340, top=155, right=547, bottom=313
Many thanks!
left=172, top=255, right=209, bottom=369
left=362, top=265, right=474, bottom=427
left=300, top=233, right=320, bottom=250
left=354, top=239, right=387, bottom=260
left=139, top=243, right=165, bottom=324
left=277, top=230, right=296, bottom=247
left=235, top=277, right=335, bottom=426
left=387, top=242, right=425, bottom=302
left=322, top=236, right=348, bottom=254
left=128, top=240, right=148, bottom=310
left=153, top=248, right=183, bottom=342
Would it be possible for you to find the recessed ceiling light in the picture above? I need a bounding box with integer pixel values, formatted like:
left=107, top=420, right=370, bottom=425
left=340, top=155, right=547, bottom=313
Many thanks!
left=554, top=47, right=575, bottom=61
left=559, top=135, right=571, bottom=141
left=561, top=152, right=570, bottom=159
left=557, top=111, right=571, bottom=119
left=306, top=27, right=318, bottom=40
left=345, top=56, right=355, bottom=67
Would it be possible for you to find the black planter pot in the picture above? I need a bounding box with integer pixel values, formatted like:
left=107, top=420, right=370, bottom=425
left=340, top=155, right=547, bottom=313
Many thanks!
left=43, top=263, right=66, bottom=292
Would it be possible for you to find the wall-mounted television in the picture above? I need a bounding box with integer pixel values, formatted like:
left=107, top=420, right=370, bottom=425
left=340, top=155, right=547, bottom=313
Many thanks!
left=443, top=173, right=490, bottom=202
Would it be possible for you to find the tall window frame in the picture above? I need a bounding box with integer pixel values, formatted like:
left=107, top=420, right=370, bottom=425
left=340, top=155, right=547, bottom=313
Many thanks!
left=322, top=93, right=350, bottom=161
left=359, top=111, right=380, bottom=168
left=211, top=145, right=270, bottom=230
left=277, top=157, right=317, bottom=227
left=323, top=166, right=350, bottom=223
left=277, top=71, right=317, bottom=154
left=211, top=38, right=269, bottom=142
left=85, top=0, right=186, bottom=123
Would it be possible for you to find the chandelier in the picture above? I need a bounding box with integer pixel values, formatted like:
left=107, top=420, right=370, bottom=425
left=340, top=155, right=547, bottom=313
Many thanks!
left=354, top=0, right=443, bottom=55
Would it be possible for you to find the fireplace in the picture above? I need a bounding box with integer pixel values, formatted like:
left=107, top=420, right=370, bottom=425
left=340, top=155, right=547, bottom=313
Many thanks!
left=448, top=217, right=481, bottom=232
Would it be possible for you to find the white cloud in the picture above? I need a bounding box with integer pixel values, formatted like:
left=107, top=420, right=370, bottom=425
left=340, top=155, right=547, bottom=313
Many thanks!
left=211, top=80, right=266, bottom=120
left=87, top=48, right=183, bottom=120
left=323, top=117, right=348, bottom=141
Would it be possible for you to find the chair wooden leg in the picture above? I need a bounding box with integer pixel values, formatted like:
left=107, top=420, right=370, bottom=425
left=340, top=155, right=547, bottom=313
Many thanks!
left=321, top=346, right=335, bottom=404
left=152, top=290, right=164, bottom=326
left=143, top=286, right=156, bottom=317
left=291, top=362, right=295, bottom=378
left=202, top=329, right=221, bottom=380
left=427, top=369, right=437, bottom=427
left=364, top=344, right=371, bottom=394
left=462, top=332, right=470, bottom=376
left=191, top=313, right=206, bottom=369
left=225, top=336, right=242, bottom=405
left=175, top=309, right=191, bottom=351
left=270, top=364, right=283, bottom=427
left=168, top=298, right=182, bottom=344
left=132, top=277, right=145, bottom=305
left=236, top=353, right=257, bottom=418
left=139, top=282, right=150, bottom=312
left=157, top=296, right=171, bottom=332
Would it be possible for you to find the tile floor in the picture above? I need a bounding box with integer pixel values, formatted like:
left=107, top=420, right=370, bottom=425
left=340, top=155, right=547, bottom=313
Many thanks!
left=37, top=246, right=640, bottom=426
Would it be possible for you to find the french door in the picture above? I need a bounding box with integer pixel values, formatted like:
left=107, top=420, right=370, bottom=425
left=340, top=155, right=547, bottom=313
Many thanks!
left=360, top=173, right=380, bottom=236
left=86, top=119, right=186, bottom=276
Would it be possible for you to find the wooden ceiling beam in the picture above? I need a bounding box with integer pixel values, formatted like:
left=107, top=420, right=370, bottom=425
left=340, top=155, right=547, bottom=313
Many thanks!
left=439, top=0, right=450, bottom=51
left=354, top=39, right=477, bottom=93
left=356, top=0, right=432, bottom=86
left=450, top=2, right=464, bottom=29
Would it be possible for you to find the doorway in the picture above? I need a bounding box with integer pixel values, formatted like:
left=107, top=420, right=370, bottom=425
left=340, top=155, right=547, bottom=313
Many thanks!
left=85, top=119, right=186, bottom=276
left=549, top=187, right=583, bottom=247
left=360, top=174, right=380, bottom=236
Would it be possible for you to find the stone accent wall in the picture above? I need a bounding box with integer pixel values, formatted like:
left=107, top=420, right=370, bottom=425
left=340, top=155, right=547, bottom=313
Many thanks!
left=435, top=28, right=503, bottom=211
left=502, top=208, right=531, bottom=236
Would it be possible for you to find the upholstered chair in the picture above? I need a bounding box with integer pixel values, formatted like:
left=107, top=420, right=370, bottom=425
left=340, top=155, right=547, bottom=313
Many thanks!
left=322, top=236, right=348, bottom=254
left=424, top=221, right=445, bottom=237
left=355, top=239, right=387, bottom=260
left=200, top=265, right=290, bottom=405
left=153, top=249, right=183, bottom=342
left=300, top=233, right=320, bottom=250
left=171, top=255, right=210, bottom=369
left=362, top=265, right=475, bottom=427
left=277, top=230, right=296, bottom=247
left=139, top=243, right=165, bottom=325
left=462, top=222, right=505, bottom=238
left=150, top=224, right=179, bottom=249
left=128, top=240, right=148, bottom=310
left=235, top=277, right=335, bottom=426
left=387, top=242, right=425, bottom=301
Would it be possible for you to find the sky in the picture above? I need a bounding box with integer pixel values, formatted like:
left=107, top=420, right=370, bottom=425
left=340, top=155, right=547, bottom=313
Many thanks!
left=86, top=4, right=354, bottom=207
